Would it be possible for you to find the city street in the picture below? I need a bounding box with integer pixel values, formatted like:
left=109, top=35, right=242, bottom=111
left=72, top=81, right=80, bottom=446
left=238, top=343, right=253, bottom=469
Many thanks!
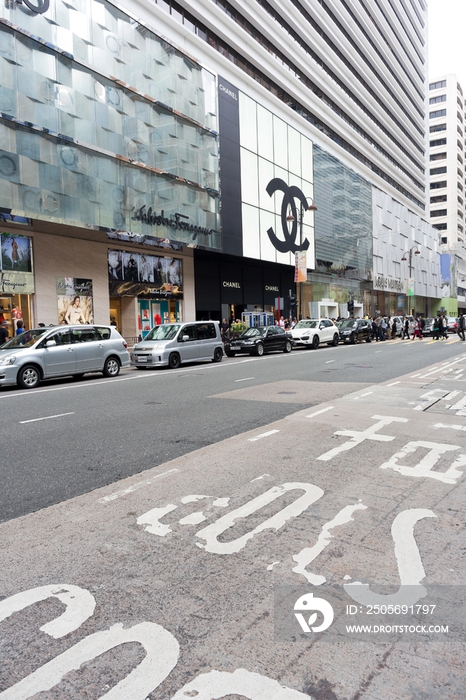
left=1, top=336, right=465, bottom=699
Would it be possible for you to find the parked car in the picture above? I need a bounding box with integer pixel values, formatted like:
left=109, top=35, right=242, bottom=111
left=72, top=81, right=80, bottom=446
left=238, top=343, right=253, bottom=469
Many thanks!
left=0, top=325, right=129, bottom=390
left=421, top=318, right=435, bottom=336
left=290, top=319, right=339, bottom=349
left=225, top=325, right=292, bottom=356
left=131, top=321, right=224, bottom=369
left=338, top=318, right=372, bottom=343
left=446, top=316, right=458, bottom=333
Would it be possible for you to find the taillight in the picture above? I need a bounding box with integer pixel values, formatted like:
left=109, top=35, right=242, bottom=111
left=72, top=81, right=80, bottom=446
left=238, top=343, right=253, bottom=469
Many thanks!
left=122, top=340, right=128, bottom=349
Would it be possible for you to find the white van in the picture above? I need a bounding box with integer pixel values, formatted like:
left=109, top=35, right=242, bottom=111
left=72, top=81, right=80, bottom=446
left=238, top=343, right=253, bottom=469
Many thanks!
left=130, top=321, right=224, bottom=369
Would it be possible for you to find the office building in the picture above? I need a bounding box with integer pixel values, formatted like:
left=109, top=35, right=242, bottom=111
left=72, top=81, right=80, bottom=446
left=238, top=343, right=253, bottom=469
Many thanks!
left=0, top=0, right=440, bottom=335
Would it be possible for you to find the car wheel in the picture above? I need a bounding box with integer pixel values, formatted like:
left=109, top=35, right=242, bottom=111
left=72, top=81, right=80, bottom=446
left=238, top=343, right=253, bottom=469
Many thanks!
left=103, top=356, right=120, bottom=377
left=255, top=342, right=264, bottom=356
left=17, top=364, right=41, bottom=389
left=225, top=351, right=236, bottom=358
left=283, top=340, right=292, bottom=353
left=168, top=352, right=181, bottom=369
left=331, top=333, right=339, bottom=346
left=311, top=335, right=320, bottom=349
left=212, top=347, right=223, bottom=363
left=350, top=332, right=356, bottom=344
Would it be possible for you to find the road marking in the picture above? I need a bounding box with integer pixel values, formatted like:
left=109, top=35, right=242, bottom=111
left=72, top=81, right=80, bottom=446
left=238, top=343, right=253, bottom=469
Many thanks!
left=98, top=468, right=180, bottom=503
left=450, top=394, right=466, bottom=410
left=248, top=430, right=279, bottom=442
left=234, top=377, right=255, bottom=382
left=353, top=391, right=373, bottom=400
left=306, top=406, right=334, bottom=418
left=434, top=423, right=466, bottom=432
left=387, top=381, right=401, bottom=386
left=375, top=350, right=382, bottom=353
left=325, top=360, right=335, bottom=364
left=19, top=412, right=74, bottom=424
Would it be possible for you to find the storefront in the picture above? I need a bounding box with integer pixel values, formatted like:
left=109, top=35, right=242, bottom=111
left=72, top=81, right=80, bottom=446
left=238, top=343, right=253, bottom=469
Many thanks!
left=0, top=228, right=35, bottom=333
left=194, top=251, right=294, bottom=323
left=108, top=246, right=184, bottom=338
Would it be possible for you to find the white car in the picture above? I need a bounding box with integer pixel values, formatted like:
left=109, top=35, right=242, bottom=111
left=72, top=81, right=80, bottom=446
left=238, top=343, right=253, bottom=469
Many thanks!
left=290, top=319, right=339, bottom=349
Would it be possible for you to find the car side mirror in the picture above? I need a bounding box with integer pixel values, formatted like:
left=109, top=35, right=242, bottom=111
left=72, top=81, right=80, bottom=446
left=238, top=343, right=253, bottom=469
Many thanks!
left=182, top=334, right=190, bottom=342
left=45, top=339, right=56, bottom=347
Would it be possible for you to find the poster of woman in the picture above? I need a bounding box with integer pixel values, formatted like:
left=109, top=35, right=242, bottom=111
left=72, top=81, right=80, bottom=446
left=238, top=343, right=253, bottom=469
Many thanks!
left=56, top=278, right=94, bottom=324
left=1, top=233, right=32, bottom=272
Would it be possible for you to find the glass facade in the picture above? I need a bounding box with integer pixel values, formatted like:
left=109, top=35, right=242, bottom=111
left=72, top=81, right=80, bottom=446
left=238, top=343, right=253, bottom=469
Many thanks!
left=0, top=0, right=221, bottom=248
left=313, top=145, right=372, bottom=277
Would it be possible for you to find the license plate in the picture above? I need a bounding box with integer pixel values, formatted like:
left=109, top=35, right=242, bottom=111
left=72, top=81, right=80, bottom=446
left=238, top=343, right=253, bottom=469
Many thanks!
left=137, top=357, right=150, bottom=362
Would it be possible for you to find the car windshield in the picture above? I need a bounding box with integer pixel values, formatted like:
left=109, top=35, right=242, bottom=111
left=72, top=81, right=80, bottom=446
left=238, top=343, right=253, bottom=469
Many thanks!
left=145, top=324, right=181, bottom=341
left=294, top=320, right=318, bottom=329
left=240, top=327, right=265, bottom=338
left=1, top=328, right=48, bottom=349
left=339, top=320, right=357, bottom=329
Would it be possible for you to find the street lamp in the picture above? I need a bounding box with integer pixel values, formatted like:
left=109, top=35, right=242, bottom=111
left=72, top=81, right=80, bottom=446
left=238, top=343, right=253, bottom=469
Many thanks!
left=401, top=245, right=420, bottom=314
left=400, top=245, right=421, bottom=276
left=286, top=197, right=317, bottom=320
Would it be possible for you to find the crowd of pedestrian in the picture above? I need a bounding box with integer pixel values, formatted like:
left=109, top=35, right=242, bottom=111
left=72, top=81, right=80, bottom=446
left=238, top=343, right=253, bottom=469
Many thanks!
left=367, top=312, right=465, bottom=342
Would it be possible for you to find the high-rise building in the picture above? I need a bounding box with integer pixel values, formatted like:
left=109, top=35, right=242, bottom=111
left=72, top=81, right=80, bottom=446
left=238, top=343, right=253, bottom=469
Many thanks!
left=0, top=0, right=441, bottom=333
left=428, top=74, right=466, bottom=313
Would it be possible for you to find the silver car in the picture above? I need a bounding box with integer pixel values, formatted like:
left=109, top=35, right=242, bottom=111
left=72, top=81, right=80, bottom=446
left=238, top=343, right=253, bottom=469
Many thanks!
left=131, top=321, right=224, bottom=369
left=0, top=325, right=130, bottom=389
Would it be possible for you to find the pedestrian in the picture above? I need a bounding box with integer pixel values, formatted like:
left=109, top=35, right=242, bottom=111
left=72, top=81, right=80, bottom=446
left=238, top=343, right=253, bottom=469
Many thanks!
left=438, top=314, right=446, bottom=340
left=438, top=314, right=448, bottom=340
left=458, top=312, right=465, bottom=341
left=402, top=316, right=410, bottom=339
left=220, top=318, right=229, bottom=340
left=371, top=317, right=379, bottom=341
left=0, top=320, right=9, bottom=346
left=15, top=319, right=25, bottom=335
left=391, top=317, right=398, bottom=339
left=433, top=316, right=440, bottom=340
left=412, top=317, right=423, bottom=340
left=278, top=316, right=285, bottom=328
left=380, top=317, right=387, bottom=341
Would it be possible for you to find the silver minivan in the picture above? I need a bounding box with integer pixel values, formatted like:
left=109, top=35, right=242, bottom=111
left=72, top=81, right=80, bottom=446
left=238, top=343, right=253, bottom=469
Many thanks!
left=0, top=325, right=130, bottom=389
left=131, top=321, right=224, bottom=369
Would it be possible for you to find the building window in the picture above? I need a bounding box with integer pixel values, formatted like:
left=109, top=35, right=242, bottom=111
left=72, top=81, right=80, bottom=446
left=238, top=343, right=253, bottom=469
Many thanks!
left=441, top=236, right=448, bottom=243
left=429, top=152, right=446, bottom=161
left=429, top=95, right=446, bottom=105
left=430, top=123, right=446, bottom=133
left=430, top=167, right=447, bottom=175
left=429, top=109, right=447, bottom=119
left=430, top=180, right=447, bottom=189
left=430, top=209, right=447, bottom=217
left=429, top=80, right=446, bottom=90
left=429, top=138, right=447, bottom=147
left=430, top=195, right=447, bottom=204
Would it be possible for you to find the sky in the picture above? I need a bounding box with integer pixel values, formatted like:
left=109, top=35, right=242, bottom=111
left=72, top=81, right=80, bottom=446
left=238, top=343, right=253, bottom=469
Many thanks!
left=428, top=1, right=466, bottom=89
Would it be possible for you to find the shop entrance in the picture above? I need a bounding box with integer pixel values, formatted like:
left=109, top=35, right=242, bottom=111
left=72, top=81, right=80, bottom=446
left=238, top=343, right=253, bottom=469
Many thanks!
left=0, top=293, right=31, bottom=332
left=138, top=299, right=181, bottom=338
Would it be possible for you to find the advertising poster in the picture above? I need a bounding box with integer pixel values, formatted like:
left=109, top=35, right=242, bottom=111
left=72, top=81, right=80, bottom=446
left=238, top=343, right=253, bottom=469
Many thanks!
left=0, top=232, right=35, bottom=294
left=440, top=253, right=456, bottom=298
left=107, top=249, right=183, bottom=298
left=294, top=251, right=307, bottom=283
left=56, top=277, right=94, bottom=324
left=406, top=277, right=415, bottom=297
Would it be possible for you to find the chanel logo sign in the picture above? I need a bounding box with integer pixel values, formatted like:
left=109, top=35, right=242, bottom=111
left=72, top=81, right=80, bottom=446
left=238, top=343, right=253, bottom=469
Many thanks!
left=266, top=178, right=310, bottom=253
left=17, top=0, right=50, bottom=14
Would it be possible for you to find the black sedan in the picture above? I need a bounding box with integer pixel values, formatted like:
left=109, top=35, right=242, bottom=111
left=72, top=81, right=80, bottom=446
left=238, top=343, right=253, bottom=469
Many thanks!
left=338, top=318, right=372, bottom=343
left=225, top=326, right=293, bottom=357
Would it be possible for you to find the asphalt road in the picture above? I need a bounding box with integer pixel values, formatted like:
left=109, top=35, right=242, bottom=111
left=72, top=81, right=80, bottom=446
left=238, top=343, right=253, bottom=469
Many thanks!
left=2, top=340, right=465, bottom=699
left=1, top=335, right=463, bottom=522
